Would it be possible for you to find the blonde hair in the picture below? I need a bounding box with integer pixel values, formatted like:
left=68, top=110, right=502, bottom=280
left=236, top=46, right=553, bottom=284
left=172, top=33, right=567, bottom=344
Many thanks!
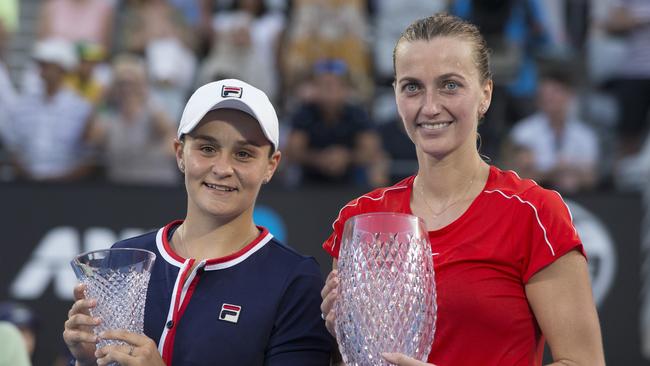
left=392, top=13, right=491, bottom=84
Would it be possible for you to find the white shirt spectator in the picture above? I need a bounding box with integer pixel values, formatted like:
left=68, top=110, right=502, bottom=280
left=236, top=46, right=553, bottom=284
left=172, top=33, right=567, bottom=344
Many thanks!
left=510, top=112, right=599, bottom=173
left=2, top=88, right=92, bottom=179
left=0, top=63, right=17, bottom=138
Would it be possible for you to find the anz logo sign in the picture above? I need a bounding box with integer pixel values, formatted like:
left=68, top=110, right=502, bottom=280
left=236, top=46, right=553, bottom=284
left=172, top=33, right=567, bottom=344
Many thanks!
left=10, top=227, right=146, bottom=300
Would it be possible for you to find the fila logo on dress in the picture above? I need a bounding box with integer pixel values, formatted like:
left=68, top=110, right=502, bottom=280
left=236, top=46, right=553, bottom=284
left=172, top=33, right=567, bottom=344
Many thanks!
left=221, top=86, right=243, bottom=98
left=220, top=303, right=242, bottom=323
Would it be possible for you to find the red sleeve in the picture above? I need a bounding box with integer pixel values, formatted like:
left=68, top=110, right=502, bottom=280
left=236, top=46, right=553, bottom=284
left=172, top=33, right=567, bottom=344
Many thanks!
left=522, top=188, right=585, bottom=283
left=322, top=199, right=360, bottom=259
left=322, top=179, right=414, bottom=260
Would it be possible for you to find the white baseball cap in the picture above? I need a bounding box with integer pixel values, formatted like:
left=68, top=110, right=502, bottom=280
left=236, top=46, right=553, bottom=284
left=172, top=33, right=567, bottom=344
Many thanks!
left=32, top=38, right=78, bottom=71
left=178, top=79, right=279, bottom=151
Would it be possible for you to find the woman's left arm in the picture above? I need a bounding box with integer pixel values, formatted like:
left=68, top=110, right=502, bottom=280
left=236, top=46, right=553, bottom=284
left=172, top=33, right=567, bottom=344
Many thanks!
left=525, top=250, right=605, bottom=366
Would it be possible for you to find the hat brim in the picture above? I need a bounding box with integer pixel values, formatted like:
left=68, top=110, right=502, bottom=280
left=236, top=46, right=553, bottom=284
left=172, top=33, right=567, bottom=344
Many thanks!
left=180, top=99, right=276, bottom=150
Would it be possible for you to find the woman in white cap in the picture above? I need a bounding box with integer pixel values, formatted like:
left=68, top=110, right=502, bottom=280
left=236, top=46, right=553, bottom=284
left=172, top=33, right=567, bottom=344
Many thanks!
left=63, top=79, right=333, bottom=366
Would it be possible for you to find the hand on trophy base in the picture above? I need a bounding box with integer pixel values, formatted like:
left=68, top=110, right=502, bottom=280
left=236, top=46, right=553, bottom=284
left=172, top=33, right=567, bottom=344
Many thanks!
left=95, top=330, right=165, bottom=366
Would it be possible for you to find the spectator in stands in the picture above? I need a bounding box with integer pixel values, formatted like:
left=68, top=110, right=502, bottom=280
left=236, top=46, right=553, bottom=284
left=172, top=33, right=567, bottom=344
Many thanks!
left=587, top=0, right=628, bottom=87
left=373, top=117, right=419, bottom=186
left=0, top=0, right=19, bottom=36
left=168, top=0, right=215, bottom=57
left=603, top=0, right=650, bottom=157
left=285, top=59, right=382, bottom=186
left=615, top=131, right=650, bottom=191
left=196, top=0, right=285, bottom=103
left=115, top=0, right=197, bottom=120
left=0, top=302, right=38, bottom=359
left=65, top=41, right=107, bottom=106
left=0, top=4, right=17, bottom=180
left=37, top=0, right=115, bottom=50
left=372, top=0, right=447, bottom=86
left=504, top=65, right=600, bottom=193
left=452, top=0, right=554, bottom=161
left=115, top=0, right=195, bottom=55
left=0, top=38, right=95, bottom=181
left=86, top=54, right=179, bottom=185
left=281, top=0, right=373, bottom=102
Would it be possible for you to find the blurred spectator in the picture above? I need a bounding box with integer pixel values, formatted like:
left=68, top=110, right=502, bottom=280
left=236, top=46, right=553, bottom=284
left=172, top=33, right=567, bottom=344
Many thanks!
left=452, top=0, right=553, bottom=161
left=285, top=59, right=381, bottom=186
left=65, top=41, right=108, bottom=105
left=281, top=0, right=373, bottom=101
left=168, top=0, right=215, bottom=57
left=37, top=0, right=115, bottom=50
left=372, top=0, right=447, bottom=85
left=196, top=0, right=285, bottom=103
left=504, top=65, right=600, bottom=193
left=115, top=0, right=195, bottom=55
left=539, top=0, right=590, bottom=57
left=587, top=0, right=627, bottom=87
left=0, top=16, right=16, bottom=123
left=0, top=322, right=31, bottom=366
left=0, top=4, right=16, bottom=181
left=0, top=302, right=38, bottom=359
left=0, top=0, right=18, bottom=35
left=615, top=131, right=650, bottom=191
left=0, top=38, right=95, bottom=181
left=146, top=37, right=197, bottom=121
left=86, top=54, right=179, bottom=185
left=115, top=0, right=197, bottom=120
left=373, top=117, right=418, bottom=187
left=603, top=0, right=650, bottom=157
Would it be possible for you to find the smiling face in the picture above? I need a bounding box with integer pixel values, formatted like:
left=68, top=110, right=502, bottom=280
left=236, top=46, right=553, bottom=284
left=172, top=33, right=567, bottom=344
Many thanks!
left=394, top=36, right=492, bottom=160
left=175, top=109, right=281, bottom=223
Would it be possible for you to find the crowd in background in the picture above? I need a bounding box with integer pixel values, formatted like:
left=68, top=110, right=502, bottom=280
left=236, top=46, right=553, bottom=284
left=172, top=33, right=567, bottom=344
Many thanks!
left=0, top=0, right=648, bottom=195
left=0, top=1, right=648, bottom=365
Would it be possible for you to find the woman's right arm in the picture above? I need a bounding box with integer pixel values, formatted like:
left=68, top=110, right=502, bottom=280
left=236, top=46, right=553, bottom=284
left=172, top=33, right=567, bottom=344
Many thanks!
left=62, top=284, right=100, bottom=366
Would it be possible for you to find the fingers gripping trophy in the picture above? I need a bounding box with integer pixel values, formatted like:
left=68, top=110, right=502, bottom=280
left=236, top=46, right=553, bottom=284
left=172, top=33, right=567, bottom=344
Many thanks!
left=70, top=248, right=156, bottom=366
left=335, top=213, right=437, bottom=365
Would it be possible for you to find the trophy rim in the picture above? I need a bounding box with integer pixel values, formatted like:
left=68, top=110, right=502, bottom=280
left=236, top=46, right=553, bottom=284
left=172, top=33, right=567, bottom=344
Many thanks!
left=348, top=212, right=425, bottom=226
left=71, top=247, right=157, bottom=266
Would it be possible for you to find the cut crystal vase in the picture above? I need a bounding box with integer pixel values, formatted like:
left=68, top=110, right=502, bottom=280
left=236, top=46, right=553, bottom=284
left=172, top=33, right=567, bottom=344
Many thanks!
left=70, top=248, right=156, bottom=366
left=335, top=213, right=437, bottom=366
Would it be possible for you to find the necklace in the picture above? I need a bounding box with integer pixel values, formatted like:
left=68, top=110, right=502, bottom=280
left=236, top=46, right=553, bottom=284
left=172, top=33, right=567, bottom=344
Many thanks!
left=416, top=166, right=480, bottom=219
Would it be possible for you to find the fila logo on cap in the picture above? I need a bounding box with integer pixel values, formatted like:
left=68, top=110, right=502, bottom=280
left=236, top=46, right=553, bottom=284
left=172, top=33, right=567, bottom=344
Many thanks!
left=221, top=85, right=243, bottom=98
left=219, top=303, right=242, bottom=323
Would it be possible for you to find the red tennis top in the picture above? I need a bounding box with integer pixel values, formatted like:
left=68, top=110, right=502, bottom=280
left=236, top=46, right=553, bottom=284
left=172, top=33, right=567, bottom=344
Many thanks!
left=323, top=165, right=585, bottom=366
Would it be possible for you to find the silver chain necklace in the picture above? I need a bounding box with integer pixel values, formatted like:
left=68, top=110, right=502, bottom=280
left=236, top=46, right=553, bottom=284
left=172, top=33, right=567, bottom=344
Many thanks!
left=416, top=166, right=479, bottom=218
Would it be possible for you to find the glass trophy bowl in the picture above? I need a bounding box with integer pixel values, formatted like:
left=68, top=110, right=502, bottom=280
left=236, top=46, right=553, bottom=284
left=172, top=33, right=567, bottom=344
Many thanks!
left=335, top=212, right=436, bottom=366
left=70, top=248, right=156, bottom=364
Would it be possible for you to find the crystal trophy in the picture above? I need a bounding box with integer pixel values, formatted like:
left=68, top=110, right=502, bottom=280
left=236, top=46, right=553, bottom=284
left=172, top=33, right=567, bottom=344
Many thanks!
left=335, top=212, right=436, bottom=366
left=71, top=248, right=156, bottom=365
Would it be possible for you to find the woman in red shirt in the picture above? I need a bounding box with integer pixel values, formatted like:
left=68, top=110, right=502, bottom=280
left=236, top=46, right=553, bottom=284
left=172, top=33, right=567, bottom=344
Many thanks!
left=320, top=13, right=605, bottom=366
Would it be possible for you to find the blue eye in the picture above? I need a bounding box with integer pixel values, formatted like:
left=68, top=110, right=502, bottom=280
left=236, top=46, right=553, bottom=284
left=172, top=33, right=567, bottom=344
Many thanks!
left=403, top=83, right=420, bottom=93
left=444, top=81, right=459, bottom=90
